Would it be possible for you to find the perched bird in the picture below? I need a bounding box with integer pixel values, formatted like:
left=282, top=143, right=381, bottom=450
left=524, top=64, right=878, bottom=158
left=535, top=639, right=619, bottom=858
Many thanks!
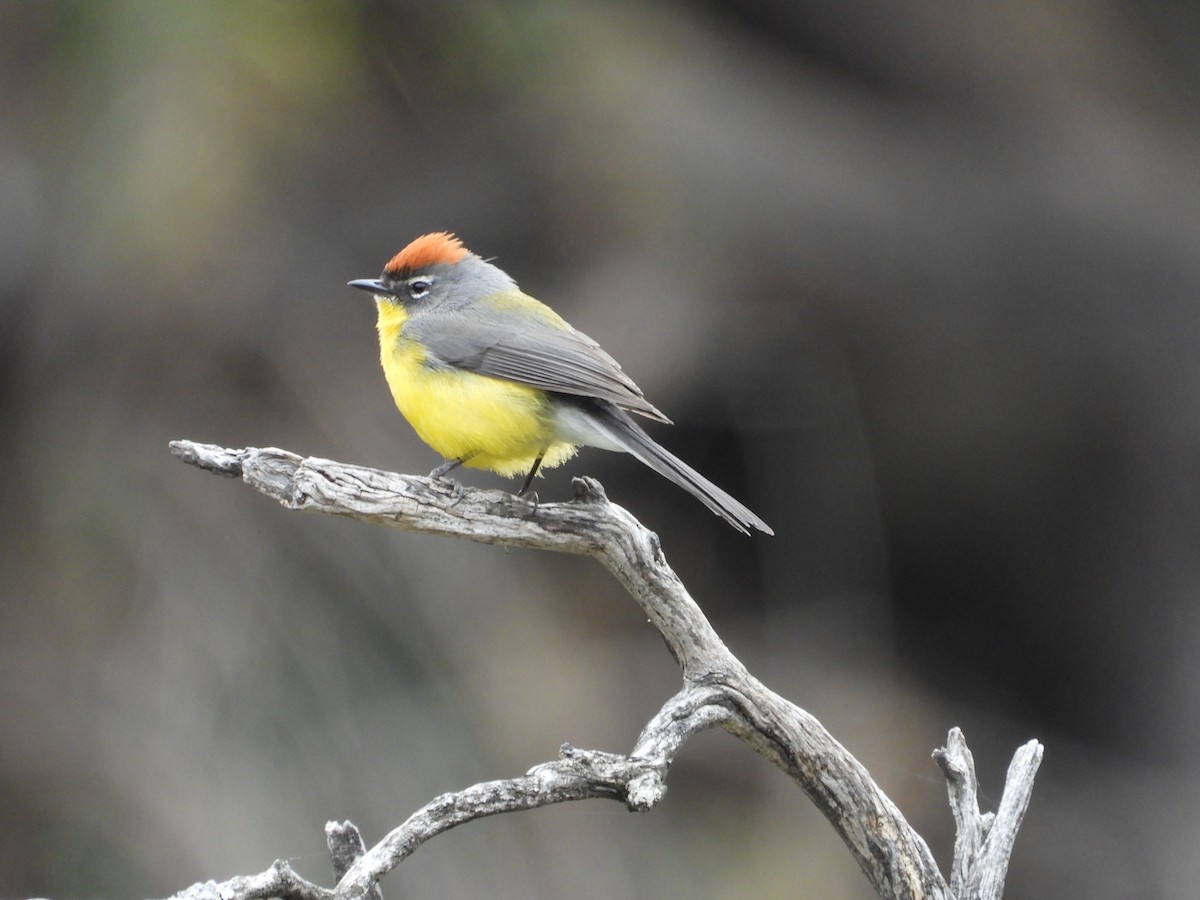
left=349, top=233, right=772, bottom=535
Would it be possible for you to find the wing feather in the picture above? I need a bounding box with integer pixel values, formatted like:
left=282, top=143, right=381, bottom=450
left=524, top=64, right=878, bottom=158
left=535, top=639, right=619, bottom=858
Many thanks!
left=405, top=299, right=671, bottom=423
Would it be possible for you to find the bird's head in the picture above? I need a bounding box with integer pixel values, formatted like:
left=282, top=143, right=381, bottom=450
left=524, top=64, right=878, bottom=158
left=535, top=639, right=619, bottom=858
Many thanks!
left=348, top=232, right=515, bottom=309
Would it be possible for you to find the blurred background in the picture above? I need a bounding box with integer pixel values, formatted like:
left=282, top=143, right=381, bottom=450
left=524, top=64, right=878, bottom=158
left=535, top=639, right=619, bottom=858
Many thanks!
left=1, top=1, right=1198, bottom=897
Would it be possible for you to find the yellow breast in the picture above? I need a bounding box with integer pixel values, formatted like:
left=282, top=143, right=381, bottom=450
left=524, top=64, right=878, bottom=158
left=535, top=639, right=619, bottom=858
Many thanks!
left=375, top=301, right=577, bottom=476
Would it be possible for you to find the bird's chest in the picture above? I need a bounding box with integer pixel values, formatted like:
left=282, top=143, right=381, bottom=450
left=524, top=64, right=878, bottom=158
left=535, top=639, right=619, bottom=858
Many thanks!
left=377, top=321, right=552, bottom=461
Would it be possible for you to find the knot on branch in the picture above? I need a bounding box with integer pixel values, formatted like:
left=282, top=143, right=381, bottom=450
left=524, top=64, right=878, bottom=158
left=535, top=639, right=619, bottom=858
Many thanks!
left=571, top=476, right=609, bottom=504
left=624, top=772, right=668, bottom=811
left=556, top=743, right=668, bottom=811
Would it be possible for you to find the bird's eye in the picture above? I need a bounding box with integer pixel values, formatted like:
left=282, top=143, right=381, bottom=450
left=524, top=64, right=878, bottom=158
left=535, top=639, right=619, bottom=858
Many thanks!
left=407, top=278, right=432, bottom=299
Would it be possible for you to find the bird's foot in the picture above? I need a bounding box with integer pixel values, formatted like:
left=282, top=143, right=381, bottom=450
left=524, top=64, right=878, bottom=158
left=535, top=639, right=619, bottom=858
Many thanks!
left=429, top=457, right=466, bottom=479
left=520, top=489, right=540, bottom=516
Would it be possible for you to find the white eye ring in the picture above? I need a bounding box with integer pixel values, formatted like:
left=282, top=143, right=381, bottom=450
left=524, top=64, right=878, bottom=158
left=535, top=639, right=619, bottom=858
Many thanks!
left=407, top=277, right=433, bottom=298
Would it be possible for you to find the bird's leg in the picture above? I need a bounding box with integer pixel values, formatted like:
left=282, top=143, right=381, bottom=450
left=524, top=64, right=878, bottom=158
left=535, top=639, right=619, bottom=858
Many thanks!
left=517, top=452, right=545, bottom=498
left=429, top=457, right=467, bottom=479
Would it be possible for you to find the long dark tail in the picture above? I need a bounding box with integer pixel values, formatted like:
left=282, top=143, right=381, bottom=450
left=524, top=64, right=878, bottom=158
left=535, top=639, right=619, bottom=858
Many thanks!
left=589, top=401, right=773, bottom=536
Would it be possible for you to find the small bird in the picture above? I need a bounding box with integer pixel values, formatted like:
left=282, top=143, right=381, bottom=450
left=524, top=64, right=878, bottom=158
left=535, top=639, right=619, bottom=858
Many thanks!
left=349, top=233, right=772, bottom=535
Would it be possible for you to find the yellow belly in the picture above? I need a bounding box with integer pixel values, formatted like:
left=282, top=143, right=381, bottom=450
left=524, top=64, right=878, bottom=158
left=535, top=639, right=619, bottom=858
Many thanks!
left=377, top=310, right=577, bottom=477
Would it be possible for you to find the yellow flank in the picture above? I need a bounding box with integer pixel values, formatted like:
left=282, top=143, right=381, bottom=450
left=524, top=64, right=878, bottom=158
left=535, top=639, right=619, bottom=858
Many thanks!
left=375, top=299, right=578, bottom=476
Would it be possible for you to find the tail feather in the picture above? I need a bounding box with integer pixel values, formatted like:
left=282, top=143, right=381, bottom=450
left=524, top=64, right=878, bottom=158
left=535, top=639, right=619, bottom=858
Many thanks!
left=590, top=402, right=773, bottom=536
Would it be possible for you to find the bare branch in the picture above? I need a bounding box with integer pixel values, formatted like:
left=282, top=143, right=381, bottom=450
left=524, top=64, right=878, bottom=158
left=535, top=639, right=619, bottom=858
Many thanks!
left=169, top=860, right=332, bottom=900
left=170, top=440, right=1042, bottom=900
left=973, top=738, right=1044, bottom=900
left=331, top=684, right=734, bottom=896
left=934, top=727, right=990, bottom=895
left=934, top=729, right=1044, bottom=900
left=338, top=747, right=653, bottom=897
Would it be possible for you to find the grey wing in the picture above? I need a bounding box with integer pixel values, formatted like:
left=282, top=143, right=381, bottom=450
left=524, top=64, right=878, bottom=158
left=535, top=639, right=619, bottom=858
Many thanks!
left=407, top=305, right=671, bottom=423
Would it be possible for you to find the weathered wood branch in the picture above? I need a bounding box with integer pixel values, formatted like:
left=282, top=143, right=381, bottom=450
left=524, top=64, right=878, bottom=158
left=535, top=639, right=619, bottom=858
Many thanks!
left=933, top=729, right=1043, bottom=900
left=169, top=440, right=1043, bottom=900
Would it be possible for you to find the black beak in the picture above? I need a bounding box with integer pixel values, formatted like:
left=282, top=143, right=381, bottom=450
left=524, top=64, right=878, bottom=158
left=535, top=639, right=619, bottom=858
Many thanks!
left=348, top=278, right=394, bottom=296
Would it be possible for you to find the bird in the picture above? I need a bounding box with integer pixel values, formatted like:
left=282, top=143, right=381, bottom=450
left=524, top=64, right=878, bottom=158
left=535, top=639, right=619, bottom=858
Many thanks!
left=348, top=232, right=772, bottom=535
